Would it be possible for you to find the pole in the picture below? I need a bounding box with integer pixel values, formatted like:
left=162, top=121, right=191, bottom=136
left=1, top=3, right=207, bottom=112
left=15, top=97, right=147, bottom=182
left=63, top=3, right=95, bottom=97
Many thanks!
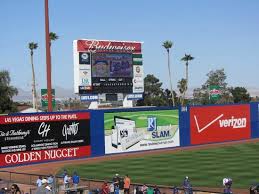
left=31, top=52, right=38, bottom=111
left=167, top=49, right=175, bottom=106
left=45, top=0, right=52, bottom=111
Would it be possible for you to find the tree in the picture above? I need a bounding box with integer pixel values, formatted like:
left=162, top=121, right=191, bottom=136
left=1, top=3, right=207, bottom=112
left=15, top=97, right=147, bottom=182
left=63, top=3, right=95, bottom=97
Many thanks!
left=28, top=42, right=38, bottom=111
left=177, top=78, right=187, bottom=105
left=162, top=40, right=175, bottom=106
left=181, top=54, right=194, bottom=102
left=230, top=87, right=251, bottom=103
left=137, top=74, right=166, bottom=106
left=0, top=70, right=18, bottom=113
left=49, top=32, right=59, bottom=45
left=193, top=69, right=233, bottom=105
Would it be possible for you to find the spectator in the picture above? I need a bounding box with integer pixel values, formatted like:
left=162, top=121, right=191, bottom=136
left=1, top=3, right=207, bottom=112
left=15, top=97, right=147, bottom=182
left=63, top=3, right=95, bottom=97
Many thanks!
left=118, top=176, right=124, bottom=194
left=250, top=183, right=259, bottom=194
left=72, top=171, right=80, bottom=189
left=223, top=178, right=233, bottom=194
left=36, top=176, right=43, bottom=187
left=62, top=169, right=68, bottom=178
left=109, top=182, right=115, bottom=194
left=141, top=184, right=148, bottom=194
left=10, top=184, right=21, bottom=194
left=172, top=186, right=179, bottom=194
left=147, top=186, right=153, bottom=194
left=35, top=179, right=50, bottom=194
left=113, top=174, right=120, bottom=189
left=154, top=185, right=161, bottom=194
left=63, top=172, right=70, bottom=190
left=134, top=186, right=142, bottom=194
left=47, top=174, right=54, bottom=190
left=183, top=176, right=191, bottom=194
left=124, top=175, right=131, bottom=194
left=102, top=181, right=109, bottom=194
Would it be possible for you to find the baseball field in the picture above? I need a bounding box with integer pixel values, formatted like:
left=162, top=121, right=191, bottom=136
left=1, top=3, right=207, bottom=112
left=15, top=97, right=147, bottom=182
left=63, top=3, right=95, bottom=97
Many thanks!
left=61, top=140, right=259, bottom=189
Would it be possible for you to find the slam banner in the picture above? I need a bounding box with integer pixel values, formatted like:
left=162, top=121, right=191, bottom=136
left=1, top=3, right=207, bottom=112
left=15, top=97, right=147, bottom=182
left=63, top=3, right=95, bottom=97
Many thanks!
left=104, top=109, right=179, bottom=154
left=190, top=104, right=251, bottom=145
left=0, top=112, right=90, bottom=166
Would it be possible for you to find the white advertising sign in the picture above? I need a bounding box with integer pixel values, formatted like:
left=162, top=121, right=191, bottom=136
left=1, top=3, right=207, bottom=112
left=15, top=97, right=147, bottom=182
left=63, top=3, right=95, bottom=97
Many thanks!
left=105, top=110, right=180, bottom=154
left=79, top=66, right=92, bottom=86
left=133, top=65, right=144, bottom=78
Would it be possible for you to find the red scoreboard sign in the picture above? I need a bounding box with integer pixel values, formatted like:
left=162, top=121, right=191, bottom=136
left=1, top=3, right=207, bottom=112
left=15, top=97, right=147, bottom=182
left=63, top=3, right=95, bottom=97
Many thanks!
left=77, top=39, right=142, bottom=53
left=0, top=112, right=91, bottom=166
left=190, top=104, right=251, bottom=145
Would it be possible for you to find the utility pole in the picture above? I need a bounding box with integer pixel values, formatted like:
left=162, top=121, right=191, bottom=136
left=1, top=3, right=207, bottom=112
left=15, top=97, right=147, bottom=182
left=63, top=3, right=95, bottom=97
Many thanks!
left=45, top=0, right=52, bottom=111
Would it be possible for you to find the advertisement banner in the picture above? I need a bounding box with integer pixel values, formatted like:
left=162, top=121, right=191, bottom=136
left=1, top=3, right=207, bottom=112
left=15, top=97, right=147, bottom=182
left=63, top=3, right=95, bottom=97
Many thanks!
left=79, top=52, right=91, bottom=65
left=190, top=105, right=251, bottom=145
left=209, top=85, right=221, bottom=101
left=133, top=65, right=144, bottom=78
left=0, top=112, right=91, bottom=166
left=77, top=40, right=142, bottom=53
left=79, top=67, right=92, bottom=87
left=104, top=109, right=179, bottom=154
left=41, top=89, right=55, bottom=108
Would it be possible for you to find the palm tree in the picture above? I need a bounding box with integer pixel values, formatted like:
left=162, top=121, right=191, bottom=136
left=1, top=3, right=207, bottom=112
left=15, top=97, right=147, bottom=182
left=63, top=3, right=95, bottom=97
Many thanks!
left=177, top=78, right=187, bottom=105
left=162, top=40, right=175, bottom=106
left=49, top=32, right=59, bottom=46
left=181, top=54, right=194, bottom=103
left=181, top=54, right=194, bottom=91
left=28, top=42, right=38, bottom=111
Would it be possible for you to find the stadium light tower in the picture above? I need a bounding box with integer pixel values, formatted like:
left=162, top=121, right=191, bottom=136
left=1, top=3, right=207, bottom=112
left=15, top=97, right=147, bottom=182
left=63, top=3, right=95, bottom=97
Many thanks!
left=45, top=0, right=52, bottom=111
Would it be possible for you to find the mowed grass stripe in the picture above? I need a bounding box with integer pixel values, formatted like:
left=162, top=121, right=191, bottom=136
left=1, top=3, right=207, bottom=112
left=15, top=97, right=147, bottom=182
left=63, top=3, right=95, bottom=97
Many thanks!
left=62, top=141, right=259, bottom=188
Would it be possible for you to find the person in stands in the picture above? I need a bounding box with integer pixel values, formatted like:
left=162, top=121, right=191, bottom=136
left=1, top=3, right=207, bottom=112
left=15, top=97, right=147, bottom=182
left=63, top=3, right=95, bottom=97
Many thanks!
left=183, top=176, right=192, bottom=194
left=72, top=171, right=80, bottom=189
left=10, top=184, right=21, bottom=194
left=153, top=185, right=161, bottom=194
left=124, top=174, right=131, bottom=194
left=101, top=181, right=109, bottom=194
left=36, top=176, right=43, bottom=187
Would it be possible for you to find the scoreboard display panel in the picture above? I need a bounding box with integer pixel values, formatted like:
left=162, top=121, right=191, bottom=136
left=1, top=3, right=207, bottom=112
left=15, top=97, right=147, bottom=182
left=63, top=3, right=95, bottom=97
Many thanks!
left=74, top=39, right=144, bottom=95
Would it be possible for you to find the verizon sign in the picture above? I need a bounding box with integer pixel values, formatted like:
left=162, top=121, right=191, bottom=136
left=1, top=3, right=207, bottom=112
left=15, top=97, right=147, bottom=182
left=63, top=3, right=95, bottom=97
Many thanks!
left=190, top=105, right=251, bottom=145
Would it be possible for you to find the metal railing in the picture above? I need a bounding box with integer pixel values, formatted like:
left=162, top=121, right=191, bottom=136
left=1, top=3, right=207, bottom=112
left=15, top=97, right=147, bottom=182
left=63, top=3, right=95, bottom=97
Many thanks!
left=0, top=170, right=224, bottom=194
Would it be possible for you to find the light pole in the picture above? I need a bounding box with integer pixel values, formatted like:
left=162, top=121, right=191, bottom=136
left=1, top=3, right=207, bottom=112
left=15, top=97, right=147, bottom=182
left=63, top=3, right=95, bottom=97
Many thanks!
left=45, top=0, right=52, bottom=111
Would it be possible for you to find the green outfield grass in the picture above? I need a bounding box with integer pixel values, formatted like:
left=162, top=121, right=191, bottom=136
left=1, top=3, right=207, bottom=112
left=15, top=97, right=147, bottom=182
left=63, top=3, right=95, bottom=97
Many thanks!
left=104, top=109, right=179, bottom=130
left=61, top=141, right=259, bottom=189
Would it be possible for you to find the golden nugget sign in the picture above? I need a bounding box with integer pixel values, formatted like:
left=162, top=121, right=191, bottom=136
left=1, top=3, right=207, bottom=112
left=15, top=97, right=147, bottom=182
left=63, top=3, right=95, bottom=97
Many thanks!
left=77, top=40, right=142, bottom=53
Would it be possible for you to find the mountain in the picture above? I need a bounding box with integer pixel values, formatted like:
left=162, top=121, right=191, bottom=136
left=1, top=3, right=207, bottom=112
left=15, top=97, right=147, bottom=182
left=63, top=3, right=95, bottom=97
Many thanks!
left=13, top=86, right=77, bottom=102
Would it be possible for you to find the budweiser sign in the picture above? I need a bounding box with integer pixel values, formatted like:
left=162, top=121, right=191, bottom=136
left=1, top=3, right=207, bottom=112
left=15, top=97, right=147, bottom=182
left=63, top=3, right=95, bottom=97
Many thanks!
left=77, top=40, right=142, bottom=53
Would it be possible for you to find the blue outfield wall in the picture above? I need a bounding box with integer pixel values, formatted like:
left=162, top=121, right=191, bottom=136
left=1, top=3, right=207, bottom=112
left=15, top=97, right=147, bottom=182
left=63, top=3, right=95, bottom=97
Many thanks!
left=250, top=102, right=259, bottom=138
left=179, top=106, right=190, bottom=147
left=0, top=103, right=259, bottom=167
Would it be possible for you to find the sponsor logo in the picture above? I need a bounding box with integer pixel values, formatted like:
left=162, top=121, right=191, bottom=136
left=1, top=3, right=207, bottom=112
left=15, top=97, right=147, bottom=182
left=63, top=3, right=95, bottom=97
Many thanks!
left=210, top=89, right=221, bottom=95
left=194, top=114, right=247, bottom=133
left=62, top=122, right=79, bottom=140
left=79, top=52, right=91, bottom=64
left=133, top=78, right=143, bottom=84
left=80, top=95, right=98, bottom=101
left=84, top=40, right=136, bottom=53
left=147, top=117, right=157, bottom=131
left=127, top=93, right=143, bottom=100
left=38, top=122, right=51, bottom=137
left=190, top=105, right=251, bottom=145
left=81, top=78, right=90, bottom=85
left=152, top=130, right=170, bottom=138
left=133, top=86, right=144, bottom=93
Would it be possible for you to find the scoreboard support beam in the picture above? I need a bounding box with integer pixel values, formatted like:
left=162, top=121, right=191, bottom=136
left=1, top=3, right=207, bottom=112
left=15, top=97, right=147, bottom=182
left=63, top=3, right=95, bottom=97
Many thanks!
left=123, top=96, right=133, bottom=108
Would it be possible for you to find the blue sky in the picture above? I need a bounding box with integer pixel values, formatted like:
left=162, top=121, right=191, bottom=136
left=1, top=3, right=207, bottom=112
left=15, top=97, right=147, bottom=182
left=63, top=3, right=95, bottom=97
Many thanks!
left=1, top=0, right=259, bottom=94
